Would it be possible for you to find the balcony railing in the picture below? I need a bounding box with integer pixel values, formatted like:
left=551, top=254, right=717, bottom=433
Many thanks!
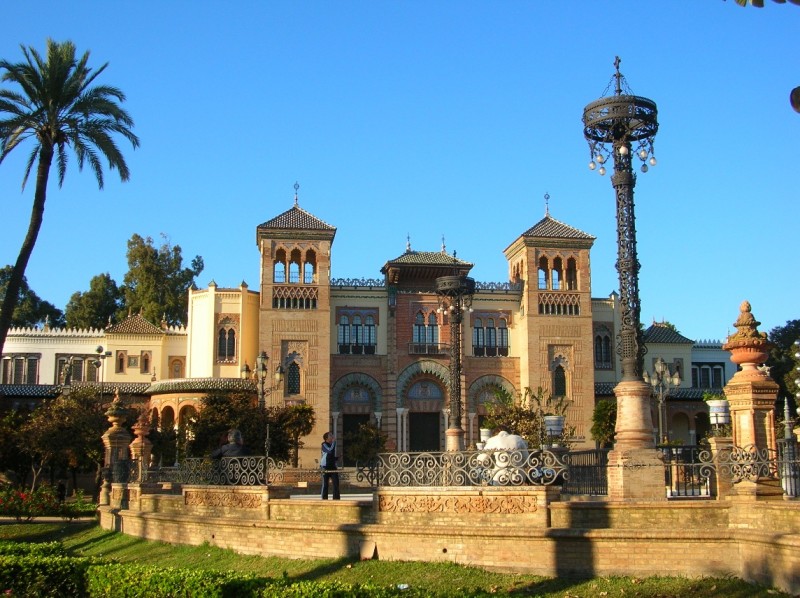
left=408, top=342, right=450, bottom=355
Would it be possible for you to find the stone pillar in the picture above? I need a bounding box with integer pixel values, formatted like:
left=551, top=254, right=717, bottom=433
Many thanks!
left=129, top=413, right=153, bottom=482
left=707, top=436, right=734, bottom=500
left=722, top=301, right=780, bottom=498
left=100, top=390, right=132, bottom=507
left=605, top=379, right=666, bottom=501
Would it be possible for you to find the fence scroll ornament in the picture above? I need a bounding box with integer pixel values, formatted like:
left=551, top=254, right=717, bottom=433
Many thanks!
left=376, top=449, right=567, bottom=487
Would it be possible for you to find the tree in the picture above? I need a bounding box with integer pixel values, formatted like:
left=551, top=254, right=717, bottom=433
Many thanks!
left=65, top=272, right=123, bottom=329
left=484, top=387, right=574, bottom=449
left=591, top=400, right=617, bottom=448
left=121, top=234, right=203, bottom=326
left=0, top=265, right=64, bottom=328
left=0, top=39, right=139, bottom=356
left=766, top=319, right=800, bottom=414
left=275, top=403, right=316, bottom=467
left=343, top=422, right=387, bottom=465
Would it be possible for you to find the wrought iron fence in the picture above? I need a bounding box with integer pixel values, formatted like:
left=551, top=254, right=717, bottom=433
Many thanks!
left=375, top=449, right=567, bottom=487
left=658, top=446, right=712, bottom=498
left=131, top=457, right=285, bottom=486
left=561, top=449, right=610, bottom=495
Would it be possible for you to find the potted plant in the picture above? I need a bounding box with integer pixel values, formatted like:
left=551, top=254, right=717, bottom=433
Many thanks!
left=703, top=391, right=730, bottom=426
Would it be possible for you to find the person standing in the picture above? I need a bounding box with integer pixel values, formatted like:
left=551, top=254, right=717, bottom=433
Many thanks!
left=320, top=432, right=340, bottom=500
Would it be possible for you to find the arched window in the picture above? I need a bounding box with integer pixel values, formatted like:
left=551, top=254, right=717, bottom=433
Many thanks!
left=413, top=312, right=426, bottom=348
left=594, top=333, right=612, bottom=368
left=303, top=249, right=316, bottom=284
left=553, top=257, right=563, bottom=291
left=338, top=315, right=351, bottom=354
left=365, top=315, right=376, bottom=354
left=141, top=353, right=150, bottom=374
left=538, top=257, right=549, bottom=290
left=352, top=316, right=363, bottom=354
left=217, top=328, right=236, bottom=361
left=427, top=312, right=439, bottom=346
left=289, top=248, right=302, bottom=283
left=287, top=362, right=301, bottom=395
left=273, top=249, right=287, bottom=283
left=566, top=258, right=578, bottom=290
left=117, top=352, right=125, bottom=373
left=498, top=319, right=509, bottom=356
left=486, top=318, right=497, bottom=356
left=473, top=317, right=485, bottom=356
left=553, top=365, right=567, bottom=397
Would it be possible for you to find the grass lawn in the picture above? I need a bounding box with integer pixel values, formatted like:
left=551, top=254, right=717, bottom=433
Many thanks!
left=0, top=520, right=790, bottom=597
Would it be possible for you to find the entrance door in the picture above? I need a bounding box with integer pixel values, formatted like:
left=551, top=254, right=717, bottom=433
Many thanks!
left=409, top=412, right=441, bottom=452
left=342, top=413, right=370, bottom=466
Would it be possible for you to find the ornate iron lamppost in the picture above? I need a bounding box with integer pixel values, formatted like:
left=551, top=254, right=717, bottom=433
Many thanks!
left=583, top=56, right=658, bottom=383
left=252, top=351, right=284, bottom=457
left=643, top=357, right=681, bottom=444
left=583, top=57, right=660, bottom=458
left=436, top=254, right=475, bottom=451
left=94, top=345, right=112, bottom=403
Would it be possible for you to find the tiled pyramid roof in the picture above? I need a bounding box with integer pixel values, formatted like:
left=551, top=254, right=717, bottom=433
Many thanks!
left=384, top=250, right=473, bottom=268
left=257, top=204, right=336, bottom=232
left=643, top=323, right=694, bottom=344
left=520, top=215, right=595, bottom=240
left=106, top=313, right=164, bottom=335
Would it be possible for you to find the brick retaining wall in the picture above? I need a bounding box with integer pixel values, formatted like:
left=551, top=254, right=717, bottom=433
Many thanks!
left=99, top=482, right=800, bottom=595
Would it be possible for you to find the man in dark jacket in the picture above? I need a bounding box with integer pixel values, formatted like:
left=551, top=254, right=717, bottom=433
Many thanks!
left=211, top=429, right=247, bottom=458
left=320, top=432, right=340, bottom=500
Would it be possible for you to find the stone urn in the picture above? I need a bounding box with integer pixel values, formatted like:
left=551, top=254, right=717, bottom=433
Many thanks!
left=722, top=301, right=773, bottom=373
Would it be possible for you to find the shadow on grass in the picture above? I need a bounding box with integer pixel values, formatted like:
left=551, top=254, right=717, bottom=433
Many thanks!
left=0, top=519, right=96, bottom=544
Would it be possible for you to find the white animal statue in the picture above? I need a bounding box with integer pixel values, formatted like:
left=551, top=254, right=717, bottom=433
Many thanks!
left=478, top=431, right=529, bottom=485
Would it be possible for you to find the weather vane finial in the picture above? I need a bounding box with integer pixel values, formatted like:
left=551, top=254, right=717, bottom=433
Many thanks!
left=406, top=234, right=411, bottom=253
left=614, top=56, right=622, bottom=95
left=544, top=192, right=550, bottom=216
left=293, top=181, right=300, bottom=206
left=441, top=235, right=446, bottom=253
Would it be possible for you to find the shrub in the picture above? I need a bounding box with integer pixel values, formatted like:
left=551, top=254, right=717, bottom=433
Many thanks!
left=0, top=541, right=65, bottom=557
left=0, top=485, right=60, bottom=522
left=0, top=554, right=94, bottom=597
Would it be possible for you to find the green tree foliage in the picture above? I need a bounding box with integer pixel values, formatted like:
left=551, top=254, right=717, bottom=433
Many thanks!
left=0, top=408, right=32, bottom=485
left=766, top=319, right=800, bottom=414
left=343, top=422, right=387, bottom=465
left=0, top=266, right=64, bottom=328
left=121, top=234, right=203, bottom=326
left=275, top=403, right=315, bottom=467
left=64, top=273, right=123, bottom=329
left=0, top=39, right=138, bottom=356
left=19, top=386, right=117, bottom=493
left=484, top=387, right=574, bottom=448
left=591, top=399, right=617, bottom=448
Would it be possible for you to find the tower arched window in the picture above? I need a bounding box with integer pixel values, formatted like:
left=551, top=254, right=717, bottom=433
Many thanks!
left=566, top=258, right=578, bottom=290
left=594, top=333, right=612, bottom=369
left=412, top=312, right=426, bottom=350
left=289, top=248, right=302, bottom=283
left=554, top=365, right=567, bottom=397
left=538, top=257, right=549, bottom=290
left=273, top=249, right=287, bottom=283
left=303, top=249, right=316, bottom=284
left=287, top=362, right=301, bottom=395
left=217, top=327, right=236, bottom=361
left=553, top=257, right=563, bottom=290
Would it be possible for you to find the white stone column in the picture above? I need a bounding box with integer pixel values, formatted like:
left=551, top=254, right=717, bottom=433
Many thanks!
left=468, top=412, right=476, bottom=446
left=331, top=411, right=340, bottom=439
left=396, top=408, right=408, bottom=452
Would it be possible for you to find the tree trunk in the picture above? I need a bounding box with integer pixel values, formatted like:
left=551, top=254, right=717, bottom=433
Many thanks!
left=0, top=145, right=53, bottom=356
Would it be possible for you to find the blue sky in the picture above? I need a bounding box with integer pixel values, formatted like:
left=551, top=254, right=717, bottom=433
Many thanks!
left=1, top=2, right=797, bottom=343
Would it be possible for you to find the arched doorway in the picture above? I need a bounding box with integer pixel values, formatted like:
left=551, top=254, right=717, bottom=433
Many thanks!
left=408, top=379, right=444, bottom=452
left=671, top=412, right=691, bottom=445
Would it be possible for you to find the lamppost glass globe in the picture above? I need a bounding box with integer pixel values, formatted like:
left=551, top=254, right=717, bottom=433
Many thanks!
left=619, top=145, right=628, bottom=155
left=589, top=161, right=596, bottom=170
left=649, top=157, right=657, bottom=166
left=641, top=164, right=648, bottom=173
left=639, top=149, right=648, bottom=160
left=598, top=167, right=606, bottom=176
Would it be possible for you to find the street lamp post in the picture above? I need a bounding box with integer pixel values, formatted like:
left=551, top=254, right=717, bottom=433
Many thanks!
left=94, top=345, right=112, bottom=402
left=583, top=57, right=660, bottom=456
left=253, top=351, right=284, bottom=457
left=643, top=357, right=681, bottom=444
left=435, top=255, right=476, bottom=452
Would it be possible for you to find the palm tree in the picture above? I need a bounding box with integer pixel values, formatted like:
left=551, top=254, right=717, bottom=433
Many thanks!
left=0, top=39, right=139, bottom=355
